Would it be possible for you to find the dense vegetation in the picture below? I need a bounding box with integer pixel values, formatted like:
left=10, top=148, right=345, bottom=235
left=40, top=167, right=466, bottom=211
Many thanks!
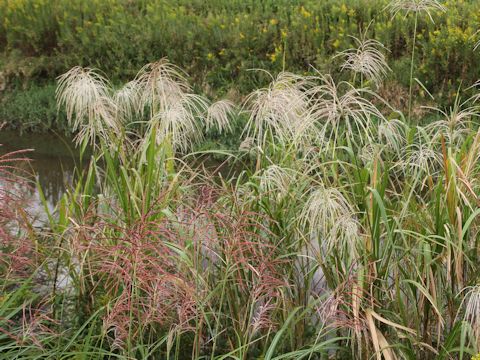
left=2, top=0, right=480, bottom=359
left=1, top=0, right=480, bottom=133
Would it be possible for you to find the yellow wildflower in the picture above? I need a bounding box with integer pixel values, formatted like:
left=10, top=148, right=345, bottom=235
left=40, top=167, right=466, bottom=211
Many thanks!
left=270, top=18, right=278, bottom=26
left=300, top=6, right=311, bottom=18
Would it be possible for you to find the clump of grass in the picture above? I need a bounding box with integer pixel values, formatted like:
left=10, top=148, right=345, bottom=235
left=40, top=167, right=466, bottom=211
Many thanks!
left=4, top=8, right=480, bottom=358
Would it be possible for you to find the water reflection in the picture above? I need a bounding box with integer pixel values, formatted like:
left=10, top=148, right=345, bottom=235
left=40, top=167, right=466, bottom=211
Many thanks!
left=33, top=155, right=77, bottom=205
left=0, top=131, right=80, bottom=225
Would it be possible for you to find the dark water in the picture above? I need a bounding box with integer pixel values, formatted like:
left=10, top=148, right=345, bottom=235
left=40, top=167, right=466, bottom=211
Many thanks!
left=0, top=131, right=80, bottom=225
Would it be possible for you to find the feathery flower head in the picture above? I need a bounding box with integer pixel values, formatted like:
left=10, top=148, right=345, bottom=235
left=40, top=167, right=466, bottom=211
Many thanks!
left=56, top=66, right=121, bottom=145
left=387, top=0, right=446, bottom=22
left=301, top=183, right=356, bottom=244
left=307, top=73, right=385, bottom=145
left=243, top=71, right=312, bottom=147
left=113, top=80, right=142, bottom=121
left=134, top=58, right=191, bottom=116
left=259, top=165, right=295, bottom=200
left=148, top=93, right=207, bottom=152
left=338, top=35, right=391, bottom=86
left=206, top=99, right=236, bottom=134
left=424, top=100, right=479, bottom=146
left=377, top=118, right=407, bottom=154
left=397, top=139, right=442, bottom=180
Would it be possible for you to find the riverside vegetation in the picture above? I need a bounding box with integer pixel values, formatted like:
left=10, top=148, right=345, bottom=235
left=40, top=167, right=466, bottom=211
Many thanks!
left=1, top=0, right=480, bottom=134
left=3, top=0, right=480, bottom=359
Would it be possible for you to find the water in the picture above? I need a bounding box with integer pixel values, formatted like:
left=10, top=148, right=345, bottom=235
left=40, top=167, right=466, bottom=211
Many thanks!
left=0, top=131, right=80, bottom=225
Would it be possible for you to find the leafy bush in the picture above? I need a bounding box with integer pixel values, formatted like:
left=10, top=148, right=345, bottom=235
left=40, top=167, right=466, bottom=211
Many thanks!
left=0, top=84, right=67, bottom=133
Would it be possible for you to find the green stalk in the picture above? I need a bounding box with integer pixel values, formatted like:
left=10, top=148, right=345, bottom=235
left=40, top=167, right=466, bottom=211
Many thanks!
left=408, top=13, right=418, bottom=123
left=210, top=262, right=229, bottom=359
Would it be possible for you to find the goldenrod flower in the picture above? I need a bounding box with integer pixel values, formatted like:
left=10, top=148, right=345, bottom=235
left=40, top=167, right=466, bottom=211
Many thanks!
left=300, top=6, right=311, bottom=18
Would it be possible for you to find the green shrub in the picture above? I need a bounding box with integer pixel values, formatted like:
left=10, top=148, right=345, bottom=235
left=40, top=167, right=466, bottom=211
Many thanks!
left=0, top=83, right=67, bottom=133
